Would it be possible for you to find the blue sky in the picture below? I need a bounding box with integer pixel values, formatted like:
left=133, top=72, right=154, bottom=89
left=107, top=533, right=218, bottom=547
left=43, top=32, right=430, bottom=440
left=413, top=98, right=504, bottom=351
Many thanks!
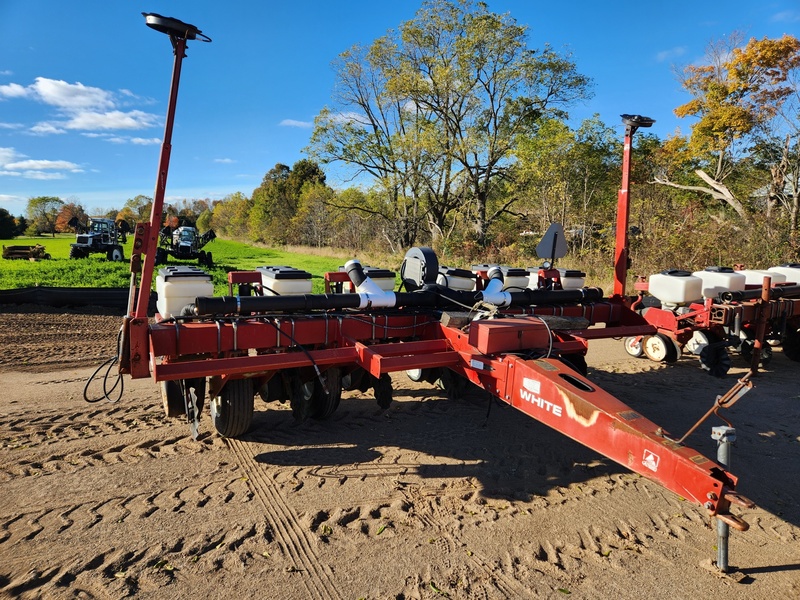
left=1, top=1, right=798, bottom=216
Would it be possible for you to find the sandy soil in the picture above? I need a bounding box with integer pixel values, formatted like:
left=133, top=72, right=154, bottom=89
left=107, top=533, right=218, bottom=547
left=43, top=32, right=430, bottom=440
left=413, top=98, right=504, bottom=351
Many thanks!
left=0, top=304, right=798, bottom=599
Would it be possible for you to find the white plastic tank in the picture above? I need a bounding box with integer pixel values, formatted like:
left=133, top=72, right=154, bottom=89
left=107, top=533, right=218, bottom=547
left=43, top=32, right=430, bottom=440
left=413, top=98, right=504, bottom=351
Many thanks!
left=501, top=267, right=530, bottom=291
left=691, top=266, right=746, bottom=299
left=767, top=263, right=800, bottom=284
left=735, top=269, right=787, bottom=286
left=437, top=266, right=476, bottom=291
left=648, top=270, right=703, bottom=305
left=257, top=266, right=313, bottom=295
left=362, top=266, right=397, bottom=292
left=557, top=268, right=586, bottom=290
left=156, top=266, right=213, bottom=319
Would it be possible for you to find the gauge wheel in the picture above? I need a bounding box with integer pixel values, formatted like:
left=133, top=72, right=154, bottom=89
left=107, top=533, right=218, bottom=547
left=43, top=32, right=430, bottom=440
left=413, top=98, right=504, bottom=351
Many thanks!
left=211, top=378, right=254, bottom=438
left=623, top=336, right=644, bottom=358
left=643, top=334, right=678, bottom=363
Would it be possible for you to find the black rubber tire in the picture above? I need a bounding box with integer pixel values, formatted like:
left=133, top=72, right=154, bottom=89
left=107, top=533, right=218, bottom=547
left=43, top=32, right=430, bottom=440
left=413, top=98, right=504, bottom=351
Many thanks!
left=205, top=251, right=213, bottom=268
left=108, top=246, right=124, bottom=261
left=211, top=378, right=254, bottom=438
left=161, top=380, right=184, bottom=418
left=258, top=374, right=288, bottom=403
left=373, top=373, right=393, bottom=409
left=69, top=246, right=85, bottom=259
left=436, top=369, right=467, bottom=401
left=155, top=247, right=167, bottom=265
left=698, top=343, right=731, bottom=377
left=740, top=339, right=773, bottom=367
left=560, top=354, right=588, bottom=376
left=198, top=250, right=206, bottom=267
left=783, top=325, right=800, bottom=362
left=309, top=367, right=342, bottom=420
left=290, top=375, right=314, bottom=422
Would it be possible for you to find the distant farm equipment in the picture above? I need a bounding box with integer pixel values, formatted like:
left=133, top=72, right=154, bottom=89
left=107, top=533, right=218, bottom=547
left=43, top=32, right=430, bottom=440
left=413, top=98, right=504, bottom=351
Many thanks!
left=155, top=225, right=216, bottom=268
left=2, top=244, right=51, bottom=260
left=68, top=216, right=130, bottom=261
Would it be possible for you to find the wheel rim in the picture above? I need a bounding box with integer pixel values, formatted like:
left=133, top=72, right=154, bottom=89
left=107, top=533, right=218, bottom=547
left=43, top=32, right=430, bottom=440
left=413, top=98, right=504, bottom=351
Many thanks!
left=643, top=335, right=668, bottom=361
left=623, top=337, right=643, bottom=357
left=643, top=334, right=679, bottom=363
left=406, top=368, right=424, bottom=382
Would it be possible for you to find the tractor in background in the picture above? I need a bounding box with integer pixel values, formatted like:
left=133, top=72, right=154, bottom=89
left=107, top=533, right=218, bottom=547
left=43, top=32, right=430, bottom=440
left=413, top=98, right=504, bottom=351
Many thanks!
left=155, top=225, right=216, bottom=268
left=68, top=216, right=130, bottom=261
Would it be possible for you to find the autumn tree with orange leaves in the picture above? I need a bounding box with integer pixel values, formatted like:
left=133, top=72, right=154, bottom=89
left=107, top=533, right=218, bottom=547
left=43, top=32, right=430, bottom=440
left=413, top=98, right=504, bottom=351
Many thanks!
left=653, top=33, right=800, bottom=224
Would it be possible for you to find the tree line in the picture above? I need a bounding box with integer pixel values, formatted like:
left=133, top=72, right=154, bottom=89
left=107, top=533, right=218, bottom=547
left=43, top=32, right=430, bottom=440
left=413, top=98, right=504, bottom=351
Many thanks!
left=6, top=0, right=799, bottom=275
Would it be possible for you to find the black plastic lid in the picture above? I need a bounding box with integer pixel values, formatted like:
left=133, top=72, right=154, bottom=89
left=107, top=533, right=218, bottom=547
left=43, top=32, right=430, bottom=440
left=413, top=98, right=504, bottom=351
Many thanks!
left=258, top=266, right=311, bottom=279
left=661, top=269, right=692, bottom=277
left=363, top=267, right=396, bottom=277
left=558, top=269, right=586, bottom=277
left=704, top=266, right=734, bottom=273
left=439, top=266, right=474, bottom=278
left=158, top=266, right=210, bottom=280
left=501, top=267, right=528, bottom=276
left=779, top=263, right=800, bottom=268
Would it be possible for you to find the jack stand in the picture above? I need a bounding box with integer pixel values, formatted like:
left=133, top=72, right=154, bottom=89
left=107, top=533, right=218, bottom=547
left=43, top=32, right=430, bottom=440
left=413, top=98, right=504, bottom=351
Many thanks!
left=712, top=425, right=736, bottom=572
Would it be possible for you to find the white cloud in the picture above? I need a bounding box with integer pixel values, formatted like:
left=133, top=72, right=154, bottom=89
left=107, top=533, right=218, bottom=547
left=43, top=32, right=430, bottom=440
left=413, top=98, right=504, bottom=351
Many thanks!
left=0, top=122, right=23, bottom=129
left=0, top=70, right=13, bottom=77
left=0, top=147, right=81, bottom=181
left=5, top=159, right=79, bottom=170
left=30, top=122, right=67, bottom=135
left=279, top=119, right=313, bottom=128
left=0, top=195, right=28, bottom=213
left=3, top=77, right=160, bottom=137
left=64, top=109, right=159, bottom=130
left=214, top=158, right=235, bottom=163
left=0, top=147, right=20, bottom=165
left=130, top=137, right=160, bottom=145
left=0, top=83, right=30, bottom=99
left=656, top=46, right=688, bottom=63
left=22, top=170, right=66, bottom=180
left=31, top=77, right=114, bottom=110
left=771, top=10, right=800, bottom=22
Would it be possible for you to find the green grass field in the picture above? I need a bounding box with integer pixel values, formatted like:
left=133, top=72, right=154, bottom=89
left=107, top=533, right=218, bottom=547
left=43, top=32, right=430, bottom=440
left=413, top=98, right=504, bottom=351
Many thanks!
left=1, top=235, right=364, bottom=294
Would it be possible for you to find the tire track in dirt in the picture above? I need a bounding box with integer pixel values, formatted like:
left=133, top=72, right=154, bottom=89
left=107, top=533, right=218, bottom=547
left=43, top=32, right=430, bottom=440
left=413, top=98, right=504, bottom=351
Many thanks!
left=1, top=402, right=171, bottom=450
left=397, top=481, right=545, bottom=599
left=226, top=437, right=344, bottom=600
left=0, top=472, right=267, bottom=599
left=0, top=434, right=218, bottom=482
left=0, top=476, right=252, bottom=546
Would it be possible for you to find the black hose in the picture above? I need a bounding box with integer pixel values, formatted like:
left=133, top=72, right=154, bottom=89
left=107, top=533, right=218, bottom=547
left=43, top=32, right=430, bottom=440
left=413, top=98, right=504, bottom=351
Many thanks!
left=719, top=284, right=800, bottom=303
left=193, top=286, right=605, bottom=316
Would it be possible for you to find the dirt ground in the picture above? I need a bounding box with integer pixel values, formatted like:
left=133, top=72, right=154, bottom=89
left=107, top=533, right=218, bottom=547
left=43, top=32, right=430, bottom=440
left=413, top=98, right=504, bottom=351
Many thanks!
left=0, top=304, right=798, bottom=600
